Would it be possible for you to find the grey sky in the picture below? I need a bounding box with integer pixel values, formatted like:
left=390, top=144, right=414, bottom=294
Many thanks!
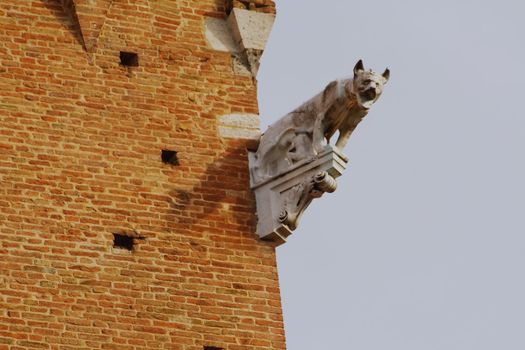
left=257, top=1, right=525, bottom=349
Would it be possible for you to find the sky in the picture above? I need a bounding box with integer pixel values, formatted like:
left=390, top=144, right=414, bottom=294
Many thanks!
left=257, top=1, right=525, bottom=349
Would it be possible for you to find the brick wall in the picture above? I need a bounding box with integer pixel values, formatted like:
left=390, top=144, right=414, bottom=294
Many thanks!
left=0, top=1, right=285, bottom=349
left=225, top=1, right=276, bottom=14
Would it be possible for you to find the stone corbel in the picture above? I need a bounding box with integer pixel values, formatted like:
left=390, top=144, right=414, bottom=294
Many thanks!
left=249, top=147, right=347, bottom=244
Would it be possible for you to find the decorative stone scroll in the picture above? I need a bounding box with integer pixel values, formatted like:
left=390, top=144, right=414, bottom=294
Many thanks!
left=249, top=60, right=390, bottom=244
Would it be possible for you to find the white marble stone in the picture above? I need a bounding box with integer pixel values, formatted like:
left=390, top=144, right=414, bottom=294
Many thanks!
left=204, top=9, right=275, bottom=76
left=218, top=113, right=260, bottom=140
left=227, top=8, right=275, bottom=51
left=204, top=17, right=240, bottom=53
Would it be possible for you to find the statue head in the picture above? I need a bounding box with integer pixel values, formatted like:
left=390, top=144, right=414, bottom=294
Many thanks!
left=350, top=60, right=390, bottom=109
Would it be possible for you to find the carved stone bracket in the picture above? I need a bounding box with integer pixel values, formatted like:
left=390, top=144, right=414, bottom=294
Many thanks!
left=249, top=146, right=347, bottom=245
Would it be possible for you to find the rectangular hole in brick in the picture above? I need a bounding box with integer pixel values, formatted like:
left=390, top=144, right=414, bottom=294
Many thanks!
left=120, top=51, right=139, bottom=67
left=161, top=150, right=179, bottom=165
left=113, top=233, right=134, bottom=251
left=204, top=347, right=223, bottom=350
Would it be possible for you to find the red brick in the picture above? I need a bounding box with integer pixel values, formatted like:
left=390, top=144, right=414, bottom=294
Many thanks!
left=0, top=0, right=284, bottom=349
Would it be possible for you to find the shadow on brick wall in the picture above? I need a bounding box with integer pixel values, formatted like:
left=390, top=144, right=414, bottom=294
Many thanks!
left=212, top=0, right=227, bottom=16
left=41, top=0, right=85, bottom=49
left=167, top=142, right=259, bottom=243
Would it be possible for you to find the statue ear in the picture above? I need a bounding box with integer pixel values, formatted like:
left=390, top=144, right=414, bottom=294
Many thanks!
left=382, top=68, right=390, bottom=83
left=353, top=60, right=364, bottom=75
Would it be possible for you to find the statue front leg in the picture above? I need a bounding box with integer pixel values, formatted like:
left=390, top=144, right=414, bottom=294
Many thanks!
left=335, top=130, right=352, bottom=150
left=334, top=128, right=353, bottom=161
left=312, top=113, right=327, bottom=155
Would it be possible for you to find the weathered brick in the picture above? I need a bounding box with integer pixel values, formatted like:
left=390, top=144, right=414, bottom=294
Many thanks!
left=0, top=0, right=284, bottom=349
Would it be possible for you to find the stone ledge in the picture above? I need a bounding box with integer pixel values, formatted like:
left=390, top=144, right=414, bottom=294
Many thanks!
left=218, top=114, right=261, bottom=140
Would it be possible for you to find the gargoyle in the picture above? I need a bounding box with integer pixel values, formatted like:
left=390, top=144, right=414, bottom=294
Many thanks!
left=248, top=60, right=389, bottom=244
left=251, top=60, right=389, bottom=184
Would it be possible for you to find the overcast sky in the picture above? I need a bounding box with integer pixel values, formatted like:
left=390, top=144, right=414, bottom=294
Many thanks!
left=257, top=1, right=525, bottom=349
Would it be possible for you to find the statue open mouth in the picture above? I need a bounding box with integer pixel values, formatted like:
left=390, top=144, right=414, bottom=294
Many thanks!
left=362, top=88, right=377, bottom=101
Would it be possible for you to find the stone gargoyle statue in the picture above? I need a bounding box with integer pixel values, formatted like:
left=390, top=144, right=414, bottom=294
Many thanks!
left=249, top=60, right=389, bottom=244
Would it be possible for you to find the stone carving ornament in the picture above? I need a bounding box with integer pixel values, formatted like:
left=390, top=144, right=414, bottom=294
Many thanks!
left=249, top=60, right=389, bottom=244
